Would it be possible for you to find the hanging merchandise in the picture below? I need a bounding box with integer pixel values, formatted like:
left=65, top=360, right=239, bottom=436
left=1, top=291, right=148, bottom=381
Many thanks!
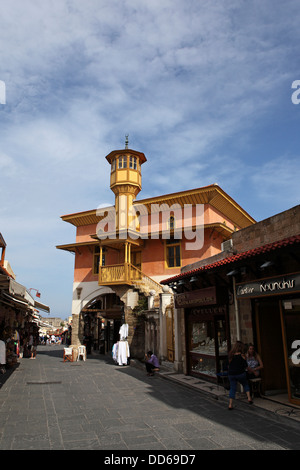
left=117, top=340, right=130, bottom=366
left=112, top=323, right=130, bottom=365
left=0, top=340, right=6, bottom=373
left=112, top=342, right=118, bottom=363
left=119, top=323, right=128, bottom=340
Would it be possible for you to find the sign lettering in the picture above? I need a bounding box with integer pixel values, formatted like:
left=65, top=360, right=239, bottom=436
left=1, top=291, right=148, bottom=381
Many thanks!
left=236, top=273, right=300, bottom=298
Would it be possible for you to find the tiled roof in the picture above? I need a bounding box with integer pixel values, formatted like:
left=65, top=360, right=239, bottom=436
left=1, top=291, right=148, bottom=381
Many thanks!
left=161, top=234, right=300, bottom=284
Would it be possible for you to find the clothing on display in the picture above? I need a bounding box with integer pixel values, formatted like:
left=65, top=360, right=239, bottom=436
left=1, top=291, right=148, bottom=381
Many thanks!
left=0, top=340, right=6, bottom=365
left=112, top=341, right=130, bottom=365
left=112, top=323, right=130, bottom=365
left=112, top=343, right=118, bottom=362
left=118, top=340, right=130, bottom=365
left=119, top=323, right=128, bottom=340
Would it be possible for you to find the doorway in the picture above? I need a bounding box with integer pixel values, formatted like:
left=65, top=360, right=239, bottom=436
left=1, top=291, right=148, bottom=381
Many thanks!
left=281, top=298, right=300, bottom=405
left=99, top=319, right=122, bottom=355
left=132, top=251, right=142, bottom=270
left=255, top=298, right=287, bottom=395
left=166, top=306, right=174, bottom=362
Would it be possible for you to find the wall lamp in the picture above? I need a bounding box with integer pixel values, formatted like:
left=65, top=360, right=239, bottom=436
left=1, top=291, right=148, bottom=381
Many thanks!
left=260, top=260, right=274, bottom=269
left=226, top=269, right=239, bottom=277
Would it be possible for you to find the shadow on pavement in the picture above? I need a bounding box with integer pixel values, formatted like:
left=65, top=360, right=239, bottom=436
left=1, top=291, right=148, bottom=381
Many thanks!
left=36, top=345, right=116, bottom=365
left=0, top=363, right=19, bottom=389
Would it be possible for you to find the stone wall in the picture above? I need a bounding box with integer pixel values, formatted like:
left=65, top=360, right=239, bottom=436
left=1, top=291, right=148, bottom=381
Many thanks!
left=232, top=205, right=300, bottom=253
left=229, top=299, right=254, bottom=346
left=126, top=309, right=146, bottom=360
left=70, top=314, right=82, bottom=346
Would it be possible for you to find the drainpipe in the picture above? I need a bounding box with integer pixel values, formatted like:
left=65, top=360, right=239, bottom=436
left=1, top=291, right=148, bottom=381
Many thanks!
left=232, top=276, right=241, bottom=341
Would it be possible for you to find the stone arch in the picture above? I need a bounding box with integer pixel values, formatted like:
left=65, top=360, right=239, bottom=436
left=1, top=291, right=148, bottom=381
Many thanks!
left=77, top=287, right=125, bottom=354
left=81, top=285, right=115, bottom=310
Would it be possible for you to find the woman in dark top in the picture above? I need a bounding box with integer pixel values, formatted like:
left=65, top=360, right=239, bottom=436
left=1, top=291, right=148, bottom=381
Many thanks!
left=228, top=341, right=253, bottom=410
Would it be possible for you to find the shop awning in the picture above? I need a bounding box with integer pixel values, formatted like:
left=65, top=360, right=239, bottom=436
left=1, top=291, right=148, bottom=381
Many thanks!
left=2, top=291, right=32, bottom=309
left=34, top=300, right=50, bottom=313
left=9, top=278, right=27, bottom=298
left=0, top=274, right=50, bottom=313
left=0, top=274, right=27, bottom=298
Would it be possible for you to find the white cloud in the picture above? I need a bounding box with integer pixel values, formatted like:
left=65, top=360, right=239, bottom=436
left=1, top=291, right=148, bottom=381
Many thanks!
left=251, top=155, right=300, bottom=209
left=0, top=151, right=17, bottom=177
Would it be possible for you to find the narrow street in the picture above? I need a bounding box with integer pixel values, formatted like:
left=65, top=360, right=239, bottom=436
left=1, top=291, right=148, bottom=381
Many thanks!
left=0, top=344, right=299, bottom=451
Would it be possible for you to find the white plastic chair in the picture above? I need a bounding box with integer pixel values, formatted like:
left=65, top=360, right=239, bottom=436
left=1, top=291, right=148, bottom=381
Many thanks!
left=77, top=345, right=86, bottom=361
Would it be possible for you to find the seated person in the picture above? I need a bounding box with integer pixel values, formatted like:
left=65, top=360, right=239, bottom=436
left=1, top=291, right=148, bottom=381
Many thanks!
left=145, top=351, right=160, bottom=376
left=246, top=344, right=263, bottom=379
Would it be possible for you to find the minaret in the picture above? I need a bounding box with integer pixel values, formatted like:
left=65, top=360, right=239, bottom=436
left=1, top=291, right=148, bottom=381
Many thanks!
left=105, top=137, right=147, bottom=234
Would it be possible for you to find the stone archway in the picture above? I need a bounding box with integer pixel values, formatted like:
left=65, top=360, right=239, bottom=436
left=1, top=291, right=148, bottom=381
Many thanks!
left=82, top=293, right=124, bottom=354
left=71, top=285, right=121, bottom=347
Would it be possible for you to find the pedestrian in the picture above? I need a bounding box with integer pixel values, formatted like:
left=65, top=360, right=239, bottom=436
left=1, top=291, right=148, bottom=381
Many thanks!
left=29, top=334, right=37, bottom=359
left=228, top=341, right=253, bottom=410
left=145, top=351, right=160, bottom=376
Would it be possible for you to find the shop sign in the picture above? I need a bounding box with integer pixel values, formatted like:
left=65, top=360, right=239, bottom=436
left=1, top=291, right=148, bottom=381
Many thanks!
left=236, top=273, right=300, bottom=298
left=175, top=287, right=217, bottom=308
left=190, top=305, right=227, bottom=321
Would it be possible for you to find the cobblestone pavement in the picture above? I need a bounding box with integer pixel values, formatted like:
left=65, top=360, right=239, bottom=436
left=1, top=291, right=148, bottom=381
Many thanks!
left=0, top=345, right=300, bottom=450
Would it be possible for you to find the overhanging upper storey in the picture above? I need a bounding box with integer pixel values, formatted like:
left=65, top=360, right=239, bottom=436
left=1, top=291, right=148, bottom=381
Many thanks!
left=58, top=184, right=255, bottom=248
left=133, top=184, right=255, bottom=230
left=60, top=206, right=115, bottom=227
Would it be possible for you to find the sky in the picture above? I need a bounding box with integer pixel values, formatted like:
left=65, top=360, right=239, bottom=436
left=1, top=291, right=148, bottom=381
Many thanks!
left=0, top=0, right=299, bottom=319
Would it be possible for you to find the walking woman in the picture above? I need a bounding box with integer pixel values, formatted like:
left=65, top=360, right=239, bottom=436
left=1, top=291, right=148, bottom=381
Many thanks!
left=228, top=341, right=253, bottom=410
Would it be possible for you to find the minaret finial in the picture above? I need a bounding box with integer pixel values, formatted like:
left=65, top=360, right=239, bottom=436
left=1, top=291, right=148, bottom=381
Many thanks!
left=125, top=134, right=129, bottom=149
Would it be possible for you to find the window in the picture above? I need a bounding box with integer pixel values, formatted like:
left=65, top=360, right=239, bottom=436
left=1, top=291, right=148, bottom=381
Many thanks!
left=111, top=158, right=116, bottom=172
left=166, top=239, right=181, bottom=268
left=93, top=246, right=106, bottom=274
left=129, top=156, right=137, bottom=170
left=118, top=155, right=127, bottom=169
left=168, top=216, right=175, bottom=230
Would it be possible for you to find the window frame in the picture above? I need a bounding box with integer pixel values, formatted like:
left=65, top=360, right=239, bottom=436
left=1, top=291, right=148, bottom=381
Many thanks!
left=165, top=239, right=181, bottom=268
left=129, top=155, right=137, bottom=170
left=93, top=246, right=106, bottom=275
left=118, top=155, right=127, bottom=169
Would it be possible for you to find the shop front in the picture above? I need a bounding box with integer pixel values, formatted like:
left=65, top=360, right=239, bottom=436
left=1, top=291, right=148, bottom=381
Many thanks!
left=237, top=272, right=300, bottom=406
left=176, top=287, right=230, bottom=382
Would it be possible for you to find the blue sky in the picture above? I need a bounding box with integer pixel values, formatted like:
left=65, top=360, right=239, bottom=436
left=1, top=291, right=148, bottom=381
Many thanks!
left=1, top=0, right=299, bottom=319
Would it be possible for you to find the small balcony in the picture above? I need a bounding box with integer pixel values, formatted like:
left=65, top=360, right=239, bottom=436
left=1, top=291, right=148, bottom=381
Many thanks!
left=99, top=262, right=142, bottom=286
left=98, top=262, right=163, bottom=300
